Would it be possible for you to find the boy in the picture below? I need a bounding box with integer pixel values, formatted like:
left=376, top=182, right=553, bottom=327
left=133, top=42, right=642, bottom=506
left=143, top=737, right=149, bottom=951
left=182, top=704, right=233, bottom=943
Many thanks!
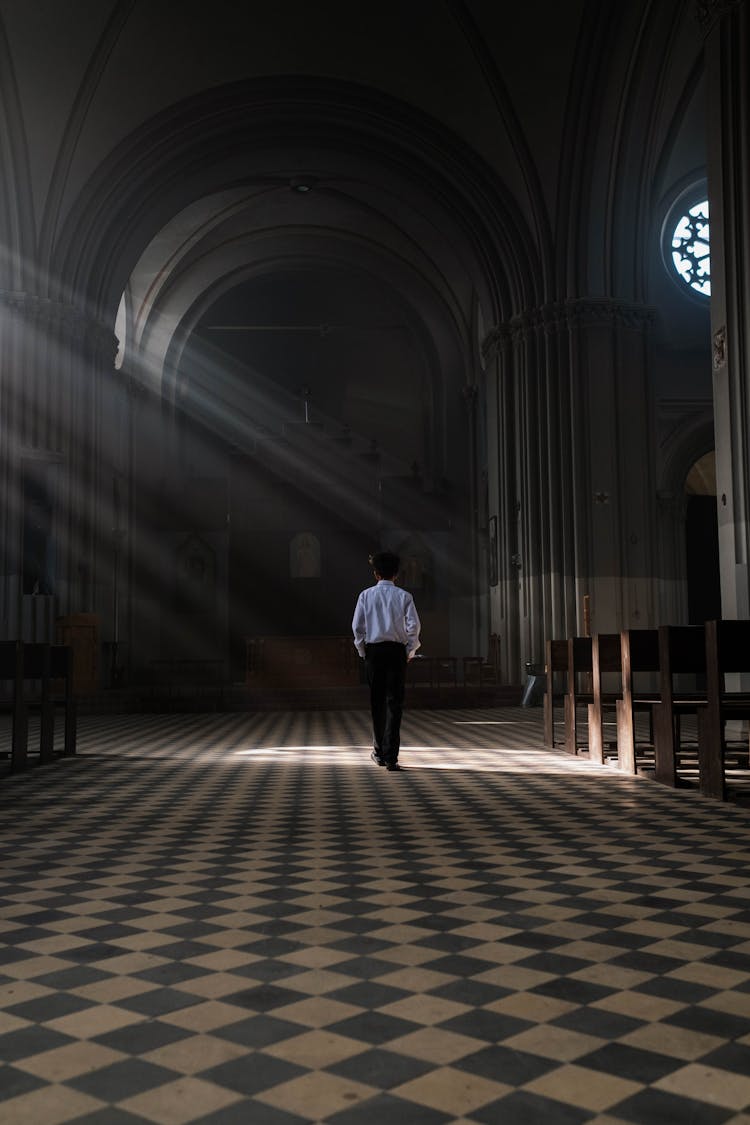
left=352, top=551, right=421, bottom=770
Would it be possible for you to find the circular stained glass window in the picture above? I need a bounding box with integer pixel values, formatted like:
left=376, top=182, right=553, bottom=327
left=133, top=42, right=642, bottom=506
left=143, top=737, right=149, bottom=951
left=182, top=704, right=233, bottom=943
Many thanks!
left=671, top=200, right=710, bottom=296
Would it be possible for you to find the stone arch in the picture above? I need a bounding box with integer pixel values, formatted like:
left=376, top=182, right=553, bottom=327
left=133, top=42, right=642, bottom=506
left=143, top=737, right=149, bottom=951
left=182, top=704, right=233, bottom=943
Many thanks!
left=50, top=77, right=540, bottom=327
left=156, top=242, right=462, bottom=484
left=656, top=409, right=715, bottom=624
left=660, top=410, right=715, bottom=501
left=54, top=79, right=539, bottom=670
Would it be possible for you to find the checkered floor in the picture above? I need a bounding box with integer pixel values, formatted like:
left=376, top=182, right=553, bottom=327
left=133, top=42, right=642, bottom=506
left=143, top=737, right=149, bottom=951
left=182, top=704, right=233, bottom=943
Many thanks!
left=2, top=707, right=750, bottom=1124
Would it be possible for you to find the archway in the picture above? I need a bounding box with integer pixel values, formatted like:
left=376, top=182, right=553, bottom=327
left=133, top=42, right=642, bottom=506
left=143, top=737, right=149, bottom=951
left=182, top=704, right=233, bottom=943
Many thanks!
left=77, top=81, right=534, bottom=682
left=182, top=263, right=450, bottom=679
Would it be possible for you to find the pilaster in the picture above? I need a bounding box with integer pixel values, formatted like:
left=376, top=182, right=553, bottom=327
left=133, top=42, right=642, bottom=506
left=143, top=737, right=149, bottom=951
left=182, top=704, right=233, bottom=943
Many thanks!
left=701, top=0, right=750, bottom=617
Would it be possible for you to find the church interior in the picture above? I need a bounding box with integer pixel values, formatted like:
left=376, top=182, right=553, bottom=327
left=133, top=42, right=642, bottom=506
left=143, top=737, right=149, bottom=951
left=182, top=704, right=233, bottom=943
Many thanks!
left=2, top=1, right=750, bottom=1122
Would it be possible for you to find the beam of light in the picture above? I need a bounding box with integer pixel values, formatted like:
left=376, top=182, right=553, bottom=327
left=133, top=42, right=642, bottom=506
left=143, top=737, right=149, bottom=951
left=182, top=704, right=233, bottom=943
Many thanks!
left=237, top=744, right=372, bottom=753
left=112, top=323, right=478, bottom=684
left=0, top=265, right=477, bottom=675
left=0, top=306, right=236, bottom=662
left=232, top=744, right=613, bottom=773
left=101, top=333, right=404, bottom=670
left=176, top=331, right=473, bottom=591
left=126, top=327, right=424, bottom=539
left=175, top=329, right=414, bottom=475
left=0, top=309, right=127, bottom=629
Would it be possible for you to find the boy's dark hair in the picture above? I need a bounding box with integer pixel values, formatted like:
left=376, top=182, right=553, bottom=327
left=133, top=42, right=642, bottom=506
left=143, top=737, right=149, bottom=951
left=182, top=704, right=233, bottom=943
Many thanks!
left=370, top=551, right=400, bottom=579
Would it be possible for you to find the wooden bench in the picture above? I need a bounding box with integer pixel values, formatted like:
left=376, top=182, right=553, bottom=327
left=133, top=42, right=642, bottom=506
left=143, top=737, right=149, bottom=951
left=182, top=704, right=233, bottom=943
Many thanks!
left=0, top=641, right=76, bottom=770
left=543, top=638, right=568, bottom=748
left=50, top=645, right=76, bottom=760
left=463, top=633, right=500, bottom=688
left=408, top=656, right=458, bottom=689
left=652, top=624, right=706, bottom=787
left=564, top=636, right=592, bottom=755
left=246, top=637, right=359, bottom=688
left=697, top=619, right=750, bottom=800
left=0, top=641, right=27, bottom=769
left=615, top=629, right=660, bottom=773
left=587, top=633, right=622, bottom=763
left=562, top=634, right=621, bottom=756
left=432, top=656, right=458, bottom=689
left=544, top=621, right=750, bottom=798
left=23, top=642, right=54, bottom=764
left=547, top=635, right=598, bottom=755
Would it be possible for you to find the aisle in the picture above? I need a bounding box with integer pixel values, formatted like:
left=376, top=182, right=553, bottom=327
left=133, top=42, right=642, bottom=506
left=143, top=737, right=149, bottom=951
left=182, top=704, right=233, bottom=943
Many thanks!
left=1, top=709, right=749, bottom=1123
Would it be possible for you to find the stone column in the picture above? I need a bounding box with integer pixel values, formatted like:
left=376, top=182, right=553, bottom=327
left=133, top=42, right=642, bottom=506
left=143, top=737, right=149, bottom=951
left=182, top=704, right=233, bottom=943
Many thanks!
left=460, top=382, right=482, bottom=659
left=483, top=299, right=656, bottom=676
left=0, top=291, right=118, bottom=640
left=483, top=324, right=521, bottom=682
left=700, top=0, right=750, bottom=617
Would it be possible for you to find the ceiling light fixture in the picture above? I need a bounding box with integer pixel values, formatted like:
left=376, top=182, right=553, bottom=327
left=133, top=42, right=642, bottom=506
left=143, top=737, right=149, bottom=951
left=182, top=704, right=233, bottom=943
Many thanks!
left=289, top=176, right=317, bottom=193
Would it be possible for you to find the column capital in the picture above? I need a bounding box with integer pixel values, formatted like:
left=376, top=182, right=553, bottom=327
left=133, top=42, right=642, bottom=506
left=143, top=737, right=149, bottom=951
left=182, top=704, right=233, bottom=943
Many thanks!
left=481, top=325, right=511, bottom=363
left=482, top=298, right=655, bottom=356
left=696, top=0, right=743, bottom=33
left=552, top=298, right=655, bottom=331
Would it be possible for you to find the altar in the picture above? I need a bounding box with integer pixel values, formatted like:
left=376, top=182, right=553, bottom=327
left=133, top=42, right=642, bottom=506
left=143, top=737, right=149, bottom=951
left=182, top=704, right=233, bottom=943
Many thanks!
left=246, top=636, right=361, bottom=690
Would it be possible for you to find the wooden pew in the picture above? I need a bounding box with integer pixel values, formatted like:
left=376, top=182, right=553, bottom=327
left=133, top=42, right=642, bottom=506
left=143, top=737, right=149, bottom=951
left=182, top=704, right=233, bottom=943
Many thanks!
left=22, top=643, right=54, bottom=763
left=0, top=641, right=76, bottom=770
left=463, top=633, right=500, bottom=687
left=50, top=644, right=76, bottom=758
left=697, top=619, right=750, bottom=800
left=0, top=641, right=28, bottom=769
left=565, top=636, right=593, bottom=754
left=543, top=638, right=568, bottom=747
left=652, top=624, right=706, bottom=786
left=587, top=633, right=622, bottom=763
left=615, top=629, right=660, bottom=774
left=549, top=632, right=646, bottom=763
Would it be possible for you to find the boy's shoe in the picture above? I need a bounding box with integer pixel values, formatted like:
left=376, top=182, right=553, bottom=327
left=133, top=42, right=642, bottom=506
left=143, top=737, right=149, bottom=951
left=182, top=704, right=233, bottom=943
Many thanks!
left=371, top=750, right=385, bottom=766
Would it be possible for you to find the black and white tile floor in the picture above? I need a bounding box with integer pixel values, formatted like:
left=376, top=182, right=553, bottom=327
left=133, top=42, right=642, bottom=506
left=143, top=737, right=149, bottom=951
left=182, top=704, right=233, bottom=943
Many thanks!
left=1, top=708, right=750, bottom=1123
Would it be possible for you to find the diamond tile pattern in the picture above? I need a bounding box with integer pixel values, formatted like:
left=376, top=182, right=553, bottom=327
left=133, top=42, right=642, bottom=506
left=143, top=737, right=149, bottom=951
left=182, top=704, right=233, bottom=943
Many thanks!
left=1, top=707, right=750, bottom=1122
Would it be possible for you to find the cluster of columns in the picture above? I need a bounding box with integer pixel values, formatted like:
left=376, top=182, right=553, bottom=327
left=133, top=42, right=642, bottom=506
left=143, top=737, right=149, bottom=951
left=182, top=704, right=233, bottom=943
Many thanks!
left=480, top=0, right=750, bottom=680
left=702, top=0, right=750, bottom=618
left=483, top=299, right=656, bottom=680
left=0, top=291, right=118, bottom=643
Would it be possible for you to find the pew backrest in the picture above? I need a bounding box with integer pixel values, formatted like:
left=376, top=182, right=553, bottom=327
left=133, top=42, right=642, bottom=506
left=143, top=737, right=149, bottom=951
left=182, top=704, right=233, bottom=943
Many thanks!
left=697, top=620, right=750, bottom=799
left=565, top=634, right=621, bottom=707
left=22, top=643, right=51, bottom=681
left=546, top=639, right=568, bottom=677
left=591, top=633, right=621, bottom=703
left=622, top=629, right=659, bottom=678
left=544, top=638, right=570, bottom=746
left=0, top=640, right=24, bottom=685
left=49, top=644, right=73, bottom=686
left=657, top=623, right=705, bottom=708
left=0, top=641, right=75, bottom=766
left=567, top=637, right=593, bottom=700
left=621, top=628, right=659, bottom=702
left=705, top=619, right=750, bottom=685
